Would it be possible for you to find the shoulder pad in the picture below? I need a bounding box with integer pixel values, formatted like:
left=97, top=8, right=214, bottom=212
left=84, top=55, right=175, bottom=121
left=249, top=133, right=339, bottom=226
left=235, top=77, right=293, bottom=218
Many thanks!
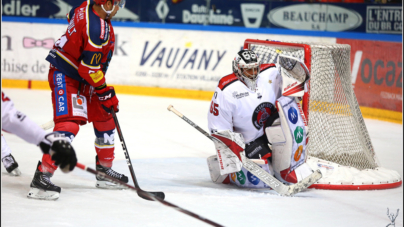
left=87, top=4, right=109, bottom=47
left=260, top=63, right=276, bottom=72
left=218, top=73, right=238, bottom=91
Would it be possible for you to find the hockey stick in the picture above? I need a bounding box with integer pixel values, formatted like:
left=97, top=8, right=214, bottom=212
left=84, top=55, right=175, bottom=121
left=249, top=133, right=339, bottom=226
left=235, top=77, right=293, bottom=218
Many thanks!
left=167, top=105, right=322, bottom=196
left=75, top=162, right=224, bottom=227
left=40, top=120, right=55, bottom=130
left=111, top=108, right=165, bottom=201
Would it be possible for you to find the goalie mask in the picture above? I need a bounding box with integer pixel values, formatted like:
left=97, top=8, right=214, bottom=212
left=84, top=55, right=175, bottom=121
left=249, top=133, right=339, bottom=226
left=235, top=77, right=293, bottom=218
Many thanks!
left=232, top=50, right=261, bottom=91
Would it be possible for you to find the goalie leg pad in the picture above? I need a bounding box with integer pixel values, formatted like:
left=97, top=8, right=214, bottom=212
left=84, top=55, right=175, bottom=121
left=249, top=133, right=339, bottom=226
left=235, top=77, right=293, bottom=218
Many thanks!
left=207, top=155, right=230, bottom=184
left=266, top=96, right=312, bottom=184
left=211, top=130, right=245, bottom=176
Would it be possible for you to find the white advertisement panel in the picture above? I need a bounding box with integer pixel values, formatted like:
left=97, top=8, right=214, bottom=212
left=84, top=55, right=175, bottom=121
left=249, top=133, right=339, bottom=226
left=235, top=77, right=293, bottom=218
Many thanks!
left=1, top=22, right=336, bottom=91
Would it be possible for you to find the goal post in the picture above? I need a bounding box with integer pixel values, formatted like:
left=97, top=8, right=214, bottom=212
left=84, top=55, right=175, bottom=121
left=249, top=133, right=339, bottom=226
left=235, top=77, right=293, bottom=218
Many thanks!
left=244, top=39, right=402, bottom=190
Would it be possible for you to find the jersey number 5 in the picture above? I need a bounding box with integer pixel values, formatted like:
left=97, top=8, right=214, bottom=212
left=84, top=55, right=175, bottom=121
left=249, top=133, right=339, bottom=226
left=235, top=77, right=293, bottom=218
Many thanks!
left=210, top=101, right=219, bottom=116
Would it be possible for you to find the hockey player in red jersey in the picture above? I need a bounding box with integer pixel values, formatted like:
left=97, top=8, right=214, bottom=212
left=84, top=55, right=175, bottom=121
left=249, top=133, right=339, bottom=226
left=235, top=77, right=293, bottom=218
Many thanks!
left=2, top=91, right=77, bottom=200
left=28, top=0, right=127, bottom=200
left=207, top=49, right=315, bottom=189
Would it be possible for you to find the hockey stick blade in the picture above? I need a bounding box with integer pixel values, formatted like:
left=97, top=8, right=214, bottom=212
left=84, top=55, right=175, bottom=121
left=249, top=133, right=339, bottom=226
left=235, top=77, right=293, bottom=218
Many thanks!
left=76, top=163, right=223, bottom=227
left=168, top=105, right=322, bottom=196
left=111, top=108, right=165, bottom=201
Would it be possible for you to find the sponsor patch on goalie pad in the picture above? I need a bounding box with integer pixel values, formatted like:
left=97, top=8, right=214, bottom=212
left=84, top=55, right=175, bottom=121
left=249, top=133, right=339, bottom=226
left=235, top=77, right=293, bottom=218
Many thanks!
left=229, top=159, right=273, bottom=189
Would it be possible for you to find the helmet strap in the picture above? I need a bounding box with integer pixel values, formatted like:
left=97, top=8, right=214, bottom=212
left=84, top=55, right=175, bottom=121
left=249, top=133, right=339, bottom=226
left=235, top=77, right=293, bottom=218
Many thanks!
left=101, top=4, right=115, bottom=20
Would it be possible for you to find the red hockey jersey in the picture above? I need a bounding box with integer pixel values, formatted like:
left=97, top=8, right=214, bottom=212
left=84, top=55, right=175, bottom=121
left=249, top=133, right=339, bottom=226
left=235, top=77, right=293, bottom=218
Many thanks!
left=46, top=0, right=115, bottom=88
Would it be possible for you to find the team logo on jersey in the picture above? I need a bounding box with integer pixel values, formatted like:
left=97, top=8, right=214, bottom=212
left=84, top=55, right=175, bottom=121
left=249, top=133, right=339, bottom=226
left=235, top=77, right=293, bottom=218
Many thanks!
left=288, top=107, right=298, bottom=124
left=252, top=102, right=276, bottom=129
left=247, top=171, right=260, bottom=185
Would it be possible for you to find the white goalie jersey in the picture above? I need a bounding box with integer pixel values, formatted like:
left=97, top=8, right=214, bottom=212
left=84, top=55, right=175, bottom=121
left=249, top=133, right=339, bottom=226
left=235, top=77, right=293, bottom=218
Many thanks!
left=208, top=64, right=282, bottom=143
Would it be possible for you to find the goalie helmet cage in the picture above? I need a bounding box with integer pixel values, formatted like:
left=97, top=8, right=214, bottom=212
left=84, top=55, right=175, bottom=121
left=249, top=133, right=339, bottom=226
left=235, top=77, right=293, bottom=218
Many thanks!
left=244, top=39, right=402, bottom=190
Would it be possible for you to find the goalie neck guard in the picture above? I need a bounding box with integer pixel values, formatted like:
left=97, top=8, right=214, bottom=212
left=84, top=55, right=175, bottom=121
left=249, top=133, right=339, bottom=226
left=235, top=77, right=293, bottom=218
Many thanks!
left=232, top=49, right=261, bottom=92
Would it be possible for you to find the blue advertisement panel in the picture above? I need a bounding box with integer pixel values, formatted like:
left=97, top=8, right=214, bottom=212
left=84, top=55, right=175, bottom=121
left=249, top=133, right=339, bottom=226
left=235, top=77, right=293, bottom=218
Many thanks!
left=1, top=0, right=402, bottom=34
left=141, top=0, right=271, bottom=28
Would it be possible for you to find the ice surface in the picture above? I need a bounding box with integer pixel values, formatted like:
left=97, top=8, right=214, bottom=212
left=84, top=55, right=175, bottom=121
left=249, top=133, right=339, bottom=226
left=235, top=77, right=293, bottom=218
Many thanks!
left=1, top=88, right=402, bottom=227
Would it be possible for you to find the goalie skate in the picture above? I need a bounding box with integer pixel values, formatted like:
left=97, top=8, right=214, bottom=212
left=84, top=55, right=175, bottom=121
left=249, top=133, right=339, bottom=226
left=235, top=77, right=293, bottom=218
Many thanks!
left=27, top=161, right=61, bottom=200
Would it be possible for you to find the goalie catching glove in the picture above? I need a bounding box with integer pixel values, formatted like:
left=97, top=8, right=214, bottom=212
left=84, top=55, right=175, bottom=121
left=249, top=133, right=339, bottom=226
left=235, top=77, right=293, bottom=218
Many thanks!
left=39, top=132, right=77, bottom=173
left=211, top=130, right=245, bottom=176
left=278, top=55, right=310, bottom=97
left=95, top=84, right=119, bottom=113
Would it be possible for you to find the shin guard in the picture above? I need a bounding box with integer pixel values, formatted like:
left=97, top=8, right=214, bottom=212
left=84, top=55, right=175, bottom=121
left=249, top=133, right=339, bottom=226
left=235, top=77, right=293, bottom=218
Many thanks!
left=93, top=119, right=115, bottom=168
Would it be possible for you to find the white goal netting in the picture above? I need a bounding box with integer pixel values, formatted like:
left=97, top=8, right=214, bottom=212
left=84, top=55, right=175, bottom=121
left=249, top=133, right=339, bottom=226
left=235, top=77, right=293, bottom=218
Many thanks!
left=245, top=39, right=401, bottom=189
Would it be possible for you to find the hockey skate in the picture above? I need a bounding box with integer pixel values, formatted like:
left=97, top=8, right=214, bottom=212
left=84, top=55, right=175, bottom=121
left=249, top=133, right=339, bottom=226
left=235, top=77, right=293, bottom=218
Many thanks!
left=27, top=161, right=61, bottom=200
left=95, top=156, right=128, bottom=189
left=2, top=154, right=21, bottom=176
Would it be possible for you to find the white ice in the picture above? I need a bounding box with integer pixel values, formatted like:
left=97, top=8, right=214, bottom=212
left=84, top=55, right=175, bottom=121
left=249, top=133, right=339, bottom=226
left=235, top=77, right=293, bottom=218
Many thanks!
left=1, top=88, right=403, bottom=227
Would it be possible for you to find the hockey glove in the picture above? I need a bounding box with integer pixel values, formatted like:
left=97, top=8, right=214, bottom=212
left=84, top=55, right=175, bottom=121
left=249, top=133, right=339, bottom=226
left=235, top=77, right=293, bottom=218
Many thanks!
left=95, top=84, right=119, bottom=114
left=39, top=132, right=77, bottom=173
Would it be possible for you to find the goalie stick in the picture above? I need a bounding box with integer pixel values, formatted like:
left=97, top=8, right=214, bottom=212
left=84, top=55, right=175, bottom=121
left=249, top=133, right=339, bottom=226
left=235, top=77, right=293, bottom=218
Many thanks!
left=167, top=105, right=322, bottom=196
left=40, top=113, right=165, bottom=201
left=111, top=108, right=165, bottom=201
left=75, top=162, right=224, bottom=227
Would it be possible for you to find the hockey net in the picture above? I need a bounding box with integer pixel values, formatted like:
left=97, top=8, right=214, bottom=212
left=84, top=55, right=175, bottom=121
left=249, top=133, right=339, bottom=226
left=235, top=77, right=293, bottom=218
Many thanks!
left=244, top=39, right=402, bottom=190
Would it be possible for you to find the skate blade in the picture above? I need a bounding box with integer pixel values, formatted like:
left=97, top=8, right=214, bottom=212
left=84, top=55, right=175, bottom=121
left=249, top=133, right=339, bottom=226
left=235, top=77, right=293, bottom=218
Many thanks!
left=8, top=168, right=21, bottom=176
left=27, top=188, right=59, bottom=200
left=96, top=180, right=126, bottom=189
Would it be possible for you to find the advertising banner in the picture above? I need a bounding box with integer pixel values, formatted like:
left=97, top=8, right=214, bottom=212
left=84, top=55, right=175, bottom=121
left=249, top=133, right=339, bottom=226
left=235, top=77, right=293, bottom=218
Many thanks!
left=337, top=38, right=402, bottom=112
left=2, top=0, right=402, bottom=34
left=1, top=0, right=140, bottom=21
left=366, top=6, right=402, bottom=34
left=1, top=21, right=334, bottom=91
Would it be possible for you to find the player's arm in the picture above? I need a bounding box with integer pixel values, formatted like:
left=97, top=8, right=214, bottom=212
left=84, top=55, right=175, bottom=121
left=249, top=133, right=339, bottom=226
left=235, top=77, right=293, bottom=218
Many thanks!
left=207, top=88, right=234, bottom=134
left=1, top=92, right=77, bottom=172
left=78, top=26, right=118, bottom=113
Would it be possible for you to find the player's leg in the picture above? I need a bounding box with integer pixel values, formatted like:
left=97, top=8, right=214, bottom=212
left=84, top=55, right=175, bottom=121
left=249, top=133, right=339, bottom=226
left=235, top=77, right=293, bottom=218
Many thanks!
left=206, top=131, right=274, bottom=189
left=92, top=118, right=128, bottom=189
left=28, top=67, right=84, bottom=200
left=1, top=135, right=21, bottom=176
left=27, top=121, right=79, bottom=200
